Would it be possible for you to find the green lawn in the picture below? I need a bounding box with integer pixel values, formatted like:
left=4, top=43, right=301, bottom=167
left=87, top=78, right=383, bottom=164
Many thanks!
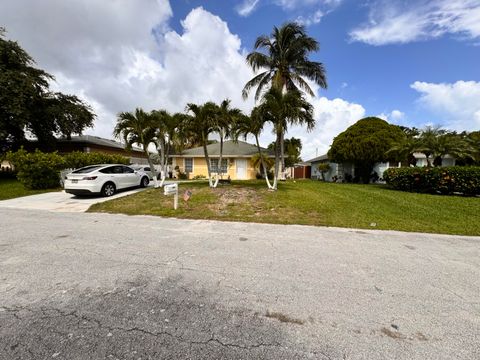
left=88, top=180, right=480, bottom=236
left=0, top=178, right=60, bottom=200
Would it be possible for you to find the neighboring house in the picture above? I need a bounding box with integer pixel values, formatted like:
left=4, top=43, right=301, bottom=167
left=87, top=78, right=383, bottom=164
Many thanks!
left=28, top=135, right=150, bottom=165
left=286, top=161, right=311, bottom=179
left=170, top=140, right=273, bottom=180
left=309, top=153, right=456, bottom=182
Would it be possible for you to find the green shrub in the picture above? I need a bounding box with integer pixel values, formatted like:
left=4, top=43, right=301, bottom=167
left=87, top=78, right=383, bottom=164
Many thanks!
left=7, top=149, right=66, bottom=189
left=384, top=166, right=480, bottom=195
left=178, top=172, right=188, bottom=180
left=63, top=151, right=129, bottom=169
left=192, top=174, right=206, bottom=180
left=6, top=149, right=130, bottom=190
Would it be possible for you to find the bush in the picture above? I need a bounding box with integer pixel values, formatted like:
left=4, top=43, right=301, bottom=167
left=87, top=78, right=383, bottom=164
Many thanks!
left=384, top=166, right=480, bottom=195
left=178, top=171, right=188, bottom=180
left=7, top=149, right=66, bottom=189
left=192, top=174, right=206, bottom=180
left=6, top=149, right=130, bottom=189
left=63, top=151, right=129, bottom=169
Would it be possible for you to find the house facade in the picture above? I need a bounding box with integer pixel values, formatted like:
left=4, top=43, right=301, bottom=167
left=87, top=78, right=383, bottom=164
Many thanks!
left=309, top=153, right=456, bottom=182
left=170, top=140, right=273, bottom=180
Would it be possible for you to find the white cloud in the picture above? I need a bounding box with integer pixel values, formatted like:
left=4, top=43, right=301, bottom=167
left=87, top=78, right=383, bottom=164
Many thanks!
left=350, top=0, right=480, bottom=45
left=376, top=110, right=405, bottom=122
left=296, top=10, right=324, bottom=26
left=1, top=0, right=366, bottom=160
left=275, top=0, right=341, bottom=10
left=288, top=96, right=366, bottom=160
left=411, top=80, right=480, bottom=130
left=236, top=0, right=260, bottom=16
left=391, top=110, right=405, bottom=120
left=0, top=2, right=255, bottom=141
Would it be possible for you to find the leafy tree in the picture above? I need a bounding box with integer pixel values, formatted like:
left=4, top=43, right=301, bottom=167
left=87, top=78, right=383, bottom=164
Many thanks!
left=242, top=22, right=327, bottom=100
left=268, top=137, right=302, bottom=168
left=185, top=102, right=218, bottom=187
left=0, top=28, right=94, bottom=152
left=113, top=108, right=158, bottom=185
left=232, top=108, right=274, bottom=189
left=317, top=163, right=330, bottom=181
left=212, top=99, right=243, bottom=187
left=242, top=22, right=326, bottom=175
left=151, top=110, right=186, bottom=186
left=328, top=117, right=405, bottom=183
left=258, top=88, right=314, bottom=189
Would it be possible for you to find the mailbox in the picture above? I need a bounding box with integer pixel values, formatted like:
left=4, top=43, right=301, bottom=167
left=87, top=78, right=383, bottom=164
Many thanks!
left=164, top=183, right=178, bottom=196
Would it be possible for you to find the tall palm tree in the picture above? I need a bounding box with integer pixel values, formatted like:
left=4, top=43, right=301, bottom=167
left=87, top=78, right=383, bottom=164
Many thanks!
left=233, top=108, right=274, bottom=189
left=212, top=99, right=243, bottom=188
left=258, top=88, right=314, bottom=190
left=113, top=108, right=158, bottom=185
left=242, top=22, right=326, bottom=173
left=242, top=22, right=327, bottom=100
left=151, top=110, right=184, bottom=186
left=185, top=102, right=218, bottom=187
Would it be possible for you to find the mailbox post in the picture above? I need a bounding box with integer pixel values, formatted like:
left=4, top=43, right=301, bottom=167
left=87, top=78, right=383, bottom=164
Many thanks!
left=163, top=183, right=178, bottom=210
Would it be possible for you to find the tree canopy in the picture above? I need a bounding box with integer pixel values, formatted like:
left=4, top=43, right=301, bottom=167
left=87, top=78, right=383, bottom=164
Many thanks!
left=0, top=28, right=95, bottom=152
left=268, top=137, right=302, bottom=168
left=328, top=117, right=405, bottom=182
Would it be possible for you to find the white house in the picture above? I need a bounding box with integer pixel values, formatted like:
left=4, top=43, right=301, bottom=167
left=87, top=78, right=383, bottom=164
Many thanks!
left=309, top=153, right=456, bottom=182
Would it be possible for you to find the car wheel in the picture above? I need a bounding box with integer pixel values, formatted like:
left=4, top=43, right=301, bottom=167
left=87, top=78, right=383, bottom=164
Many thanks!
left=141, top=176, right=149, bottom=188
left=101, top=182, right=116, bottom=197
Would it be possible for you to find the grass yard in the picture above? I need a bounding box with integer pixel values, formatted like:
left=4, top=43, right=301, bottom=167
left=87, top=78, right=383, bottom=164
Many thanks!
left=88, top=180, right=480, bottom=236
left=0, top=177, right=60, bottom=200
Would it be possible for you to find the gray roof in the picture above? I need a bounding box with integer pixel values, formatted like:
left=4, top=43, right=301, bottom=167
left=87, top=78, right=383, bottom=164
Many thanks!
left=306, top=154, right=329, bottom=163
left=58, top=135, right=144, bottom=152
left=173, top=140, right=273, bottom=157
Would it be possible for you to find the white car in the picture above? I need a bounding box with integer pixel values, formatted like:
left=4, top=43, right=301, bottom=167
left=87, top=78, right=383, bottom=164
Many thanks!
left=64, top=164, right=150, bottom=197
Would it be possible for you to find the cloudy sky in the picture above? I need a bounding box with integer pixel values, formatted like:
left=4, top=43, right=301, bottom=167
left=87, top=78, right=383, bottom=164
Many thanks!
left=1, top=0, right=479, bottom=160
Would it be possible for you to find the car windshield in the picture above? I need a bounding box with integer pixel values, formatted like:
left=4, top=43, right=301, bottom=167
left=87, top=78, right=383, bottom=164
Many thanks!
left=72, top=165, right=103, bottom=174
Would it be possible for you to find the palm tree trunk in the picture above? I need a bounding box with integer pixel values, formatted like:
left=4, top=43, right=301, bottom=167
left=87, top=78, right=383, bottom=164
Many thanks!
left=160, top=140, right=170, bottom=187
left=202, top=134, right=213, bottom=187
left=213, top=130, right=224, bottom=188
left=272, top=131, right=281, bottom=190
left=280, top=130, right=285, bottom=180
left=144, top=149, right=159, bottom=188
left=255, top=135, right=273, bottom=189
left=158, top=139, right=166, bottom=187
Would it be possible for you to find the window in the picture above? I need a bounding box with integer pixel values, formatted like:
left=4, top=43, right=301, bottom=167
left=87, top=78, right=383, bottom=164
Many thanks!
left=73, top=165, right=103, bottom=174
left=184, top=158, right=193, bottom=173
left=99, top=166, right=114, bottom=174
left=210, top=159, right=228, bottom=174
left=122, top=166, right=134, bottom=173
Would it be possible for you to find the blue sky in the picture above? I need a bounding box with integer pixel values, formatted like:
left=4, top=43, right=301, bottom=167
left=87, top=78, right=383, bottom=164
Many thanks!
left=170, top=0, right=480, bottom=129
left=1, top=0, right=479, bottom=159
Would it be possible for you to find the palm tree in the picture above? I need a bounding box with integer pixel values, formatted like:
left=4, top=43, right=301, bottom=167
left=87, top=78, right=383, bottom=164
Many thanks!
left=212, top=99, right=243, bottom=188
left=387, top=136, right=420, bottom=166
left=242, top=22, right=327, bottom=100
left=233, top=108, right=274, bottom=189
left=113, top=108, right=158, bottom=185
left=243, top=22, right=327, bottom=173
left=185, top=102, right=218, bottom=187
left=258, top=88, right=314, bottom=190
left=151, top=110, right=184, bottom=186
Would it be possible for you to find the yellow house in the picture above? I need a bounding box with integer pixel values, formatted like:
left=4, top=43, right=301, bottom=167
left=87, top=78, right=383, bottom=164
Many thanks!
left=170, top=140, right=273, bottom=180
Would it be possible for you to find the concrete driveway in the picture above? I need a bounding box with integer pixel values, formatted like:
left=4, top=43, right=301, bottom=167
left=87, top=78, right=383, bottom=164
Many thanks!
left=0, top=185, right=155, bottom=212
left=1, top=208, right=479, bottom=359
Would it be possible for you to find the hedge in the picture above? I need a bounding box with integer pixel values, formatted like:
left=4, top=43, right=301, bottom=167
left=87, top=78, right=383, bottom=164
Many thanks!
left=63, top=151, right=129, bottom=169
left=6, top=149, right=130, bottom=190
left=383, top=166, right=480, bottom=196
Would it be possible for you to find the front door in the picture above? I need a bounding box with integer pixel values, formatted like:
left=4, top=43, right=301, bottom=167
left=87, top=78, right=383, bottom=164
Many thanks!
left=236, top=159, right=247, bottom=180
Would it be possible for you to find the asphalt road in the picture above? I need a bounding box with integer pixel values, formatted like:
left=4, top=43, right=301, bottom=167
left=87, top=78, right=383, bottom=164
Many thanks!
left=0, top=208, right=479, bottom=359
